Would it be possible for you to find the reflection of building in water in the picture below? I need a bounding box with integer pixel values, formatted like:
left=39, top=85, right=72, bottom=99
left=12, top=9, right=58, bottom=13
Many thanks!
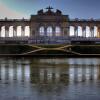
left=30, top=64, right=69, bottom=84
left=0, top=59, right=30, bottom=83
left=0, top=59, right=99, bottom=84
left=97, top=65, right=100, bottom=80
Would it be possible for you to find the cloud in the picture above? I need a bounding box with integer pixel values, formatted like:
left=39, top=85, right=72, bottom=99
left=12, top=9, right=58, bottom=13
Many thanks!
left=0, top=3, right=27, bottom=19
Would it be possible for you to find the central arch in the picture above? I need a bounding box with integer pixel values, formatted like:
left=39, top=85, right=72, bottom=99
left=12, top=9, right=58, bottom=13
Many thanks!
left=39, top=26, right=45, bottom=36
left=55, top=26, right=61, bottom=36
left=47, top=26, right=53, bottom=36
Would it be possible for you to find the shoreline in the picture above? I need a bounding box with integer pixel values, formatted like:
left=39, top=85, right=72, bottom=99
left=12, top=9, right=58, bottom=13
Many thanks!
left=0, top=54, right=100, bottom=58
left=0, top=44, right=100, bottom=58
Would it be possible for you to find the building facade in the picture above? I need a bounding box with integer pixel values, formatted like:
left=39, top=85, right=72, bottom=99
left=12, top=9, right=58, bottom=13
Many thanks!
left=0, top=6, right=100, bottom=44
left=30, top=6, right=69, bottom=37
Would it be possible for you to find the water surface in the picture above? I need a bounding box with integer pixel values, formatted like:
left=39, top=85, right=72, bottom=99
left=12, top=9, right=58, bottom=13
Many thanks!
left=0, top=58, right=100, bottom=100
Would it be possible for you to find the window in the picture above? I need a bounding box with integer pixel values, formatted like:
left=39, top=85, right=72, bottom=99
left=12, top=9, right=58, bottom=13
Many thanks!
left=39, top=26, right=44, bottom=36
left=55, top=26, right=61, bottom=36
left=47, top=26, right=53, bottom=36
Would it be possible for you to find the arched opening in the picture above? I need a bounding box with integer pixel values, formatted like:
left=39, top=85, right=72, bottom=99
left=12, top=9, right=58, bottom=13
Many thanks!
left=78, top=26, right=82, bottom=36
left=9, top=26, right=13, bottom=37
left=25, top=26, right=30, bottom=37
left=39, top=26, right=45, bottom=36
left=94, top=26, right=97, bottom=37
left=55, top=26, right=61, bottom=36
left=1, top=26, right=5, bottom=37
left=47, top=26, right=53, bottom=36
left=70, top=26, right=74, bottom=36
left=86, top=26, right=90, bottom=37
left=17, top=26, right=21, bottom=37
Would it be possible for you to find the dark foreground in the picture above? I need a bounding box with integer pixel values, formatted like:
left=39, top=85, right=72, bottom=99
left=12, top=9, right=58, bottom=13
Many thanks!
left=0, top=44, right=100, bottom=57
left=0, top=57, right=100, bottom=100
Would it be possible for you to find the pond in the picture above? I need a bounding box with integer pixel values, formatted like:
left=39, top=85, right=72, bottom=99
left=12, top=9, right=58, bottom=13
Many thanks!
left=0, top=57, right=100, bottom=100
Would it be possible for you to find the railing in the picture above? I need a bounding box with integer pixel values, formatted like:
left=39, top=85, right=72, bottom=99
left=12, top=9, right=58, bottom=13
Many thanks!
left=0, top=19, right=30, bottom=21
left=0, top=36, right=100, bottom=44
left=0, top=37, right=29, bottom=40
left=70, top=37, right=100, bottom=41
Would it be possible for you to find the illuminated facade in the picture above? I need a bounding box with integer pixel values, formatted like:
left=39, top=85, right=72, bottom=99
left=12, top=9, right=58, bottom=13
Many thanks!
left=0, top=6, right=100, bottom=44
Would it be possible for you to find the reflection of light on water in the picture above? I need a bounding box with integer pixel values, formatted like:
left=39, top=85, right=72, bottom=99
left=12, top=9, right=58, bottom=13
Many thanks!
left=39, top=59, right=68, bottom=64
left=0, top=58, right=99, bottom=85
left=69, top=66, right=98, bottom=83
left=0, top=58, right=100, bottom=100
left=68, top=58, right=100, bottom=65
left=39, top=58, right=100, bottom=66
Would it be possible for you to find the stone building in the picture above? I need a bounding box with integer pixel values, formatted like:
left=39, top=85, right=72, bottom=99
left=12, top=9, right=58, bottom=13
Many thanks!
left=0, top=6, right=100, bottom=44
left=30, top=6, right=69, bottom=37
left=0, top=6, right=69, bottom=38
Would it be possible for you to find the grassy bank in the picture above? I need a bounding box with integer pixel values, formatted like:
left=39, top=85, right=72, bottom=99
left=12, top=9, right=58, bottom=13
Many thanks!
left=0, top=44, right=100, bottom=55
left=71, top=45, right=100, bottom=54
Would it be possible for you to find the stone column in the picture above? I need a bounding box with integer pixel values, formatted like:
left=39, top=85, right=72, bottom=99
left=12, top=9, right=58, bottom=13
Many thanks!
left=5, top=26, right=9, bottom=37
left=44, top=27, right=47, bottom=36
left=13, top=26, right=17, bottom=37
left=67, top=26, right=70, bottom=37
left=0, top=26, right=2, bottom=37
left=63, top=27, right=68, bottom=37
left=74, top=26, right=78, bottom=37
left=53, top=27, right=55, bottom=37
left=64, top=26, right=70, bottom=37
left=28, top=26, right=30, bottom=37
left=21, top=26, right=25, bottom=37
left=82, top=26, right=86, bottom=37
left=60, top=27, right=63, bottom=36
left=90, top=26, right=94, bottom=37
left=97, top=27, right=100, bottom=38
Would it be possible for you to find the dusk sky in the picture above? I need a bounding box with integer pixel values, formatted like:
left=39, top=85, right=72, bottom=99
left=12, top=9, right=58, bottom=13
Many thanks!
left=0, top=0, right=100, bottom=19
